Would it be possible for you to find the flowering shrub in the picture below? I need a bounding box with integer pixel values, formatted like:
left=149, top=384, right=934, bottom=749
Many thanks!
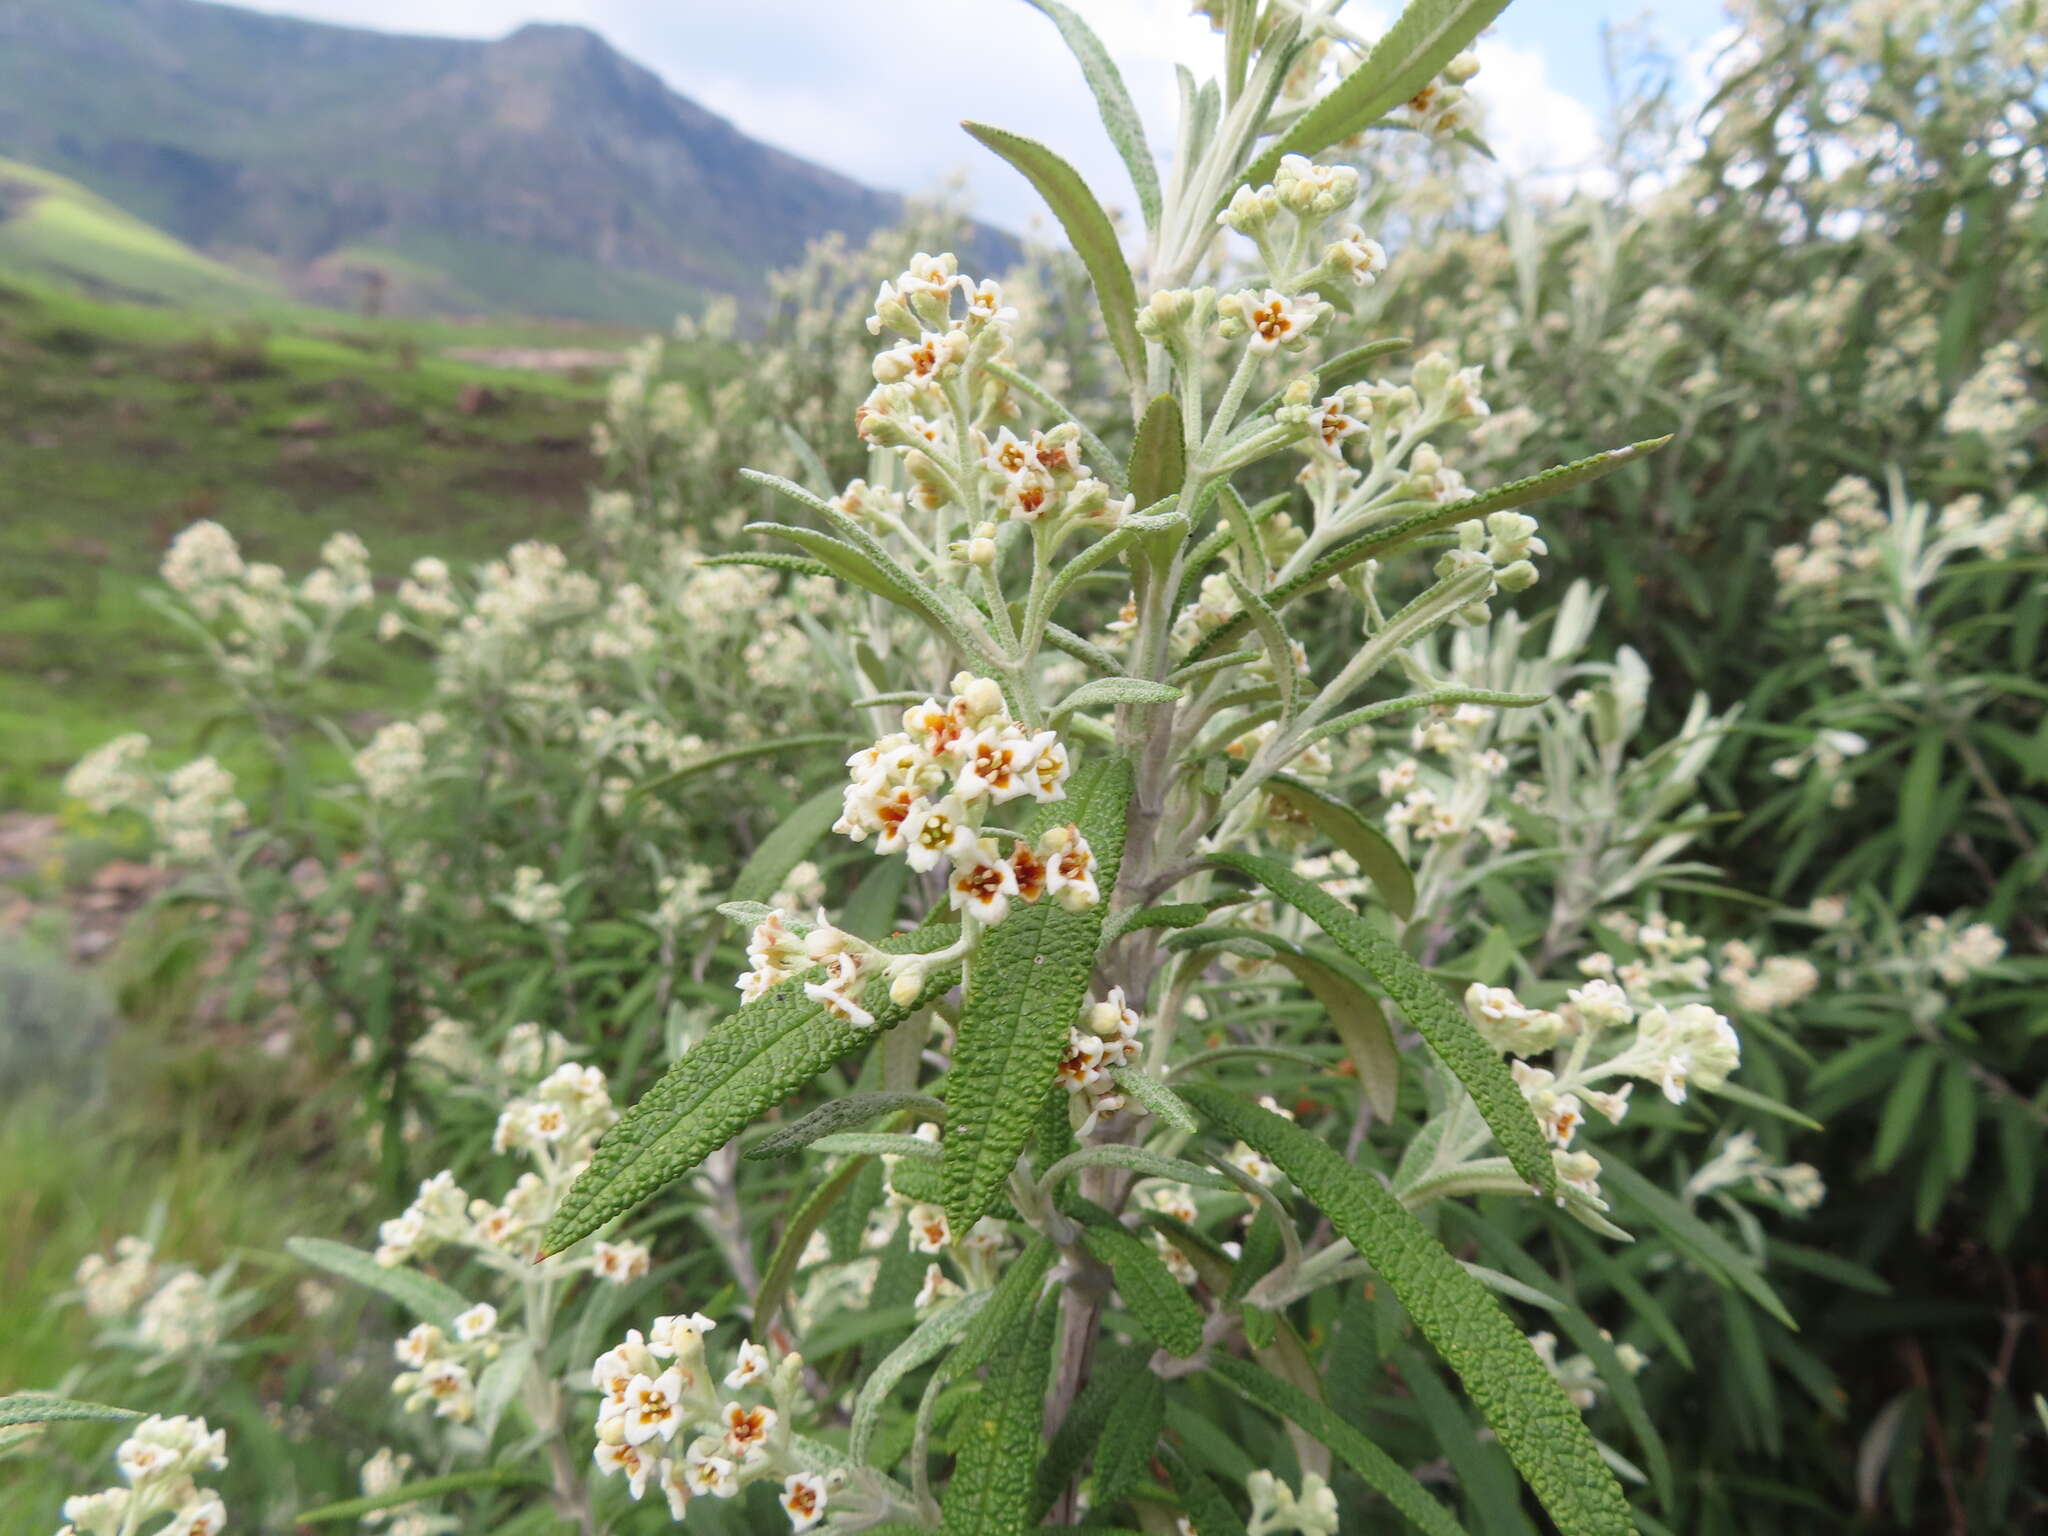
left=27, top=0, right=2048, bottom=1532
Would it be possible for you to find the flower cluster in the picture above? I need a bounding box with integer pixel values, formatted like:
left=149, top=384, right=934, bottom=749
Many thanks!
left=589, top=1313, right=832, bottom=1530
left=54, top=1416, right=227, bottom=1536
left=1529, top=1328, right=1650, bottom=1411
left=159, top=521, right=373, bottom=679
left=63, top=737, right=249, bottom=869
left=1458, top=947, right=1744, bottom=1205
left=1054, top=988, right=1146, bottom=1136
left=69, top=1236, right=243, bottom=1369
left=389, top=1302, right=505, bottom=1425
left=1685, top=1130, right=1826, bottom=1211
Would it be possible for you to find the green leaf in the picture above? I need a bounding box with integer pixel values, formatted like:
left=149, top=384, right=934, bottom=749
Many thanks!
left=730, top=784, right=847, bottom=906
left=1209, top=851, right=1554, bottom=1196
left=1091, top=1370, right=1166, bottom=1506
left=1130, top=393, right=1188, bottom=509
left=1237, top=0, right=1513, bottom=190
left=285, top=1237, right=470, bottom=1330
left=941, top=1289, right=1059, bottom=1536
left=1080, top=1222, right=1206, bottom=1356
left=0, top=1394, right=143, bottom=1427
left=964, top=122, right=1144, bottom=392
left=1188, top=440, right=1670, bottom=665
left=1873, top=1047, right=1939, bottom=1173
left=1262, top=773, right=1416, bottom=919
left=851, top=1290, right=993, bottom=1464
left=1207, top=1357, right=1469, bottom=1536
left=473, top=1338, right=532, bottom=1443
left=944, top=758, right=1133, bottom=1228
left=1055, top=677, right=1184, bottom=717
left=695, top=550, right=838, bottom=579
left=1099, top=902, right=1208, bottom=947
left=1026, top=0, right=1162, bottom=231
left=1162, top=1445, right=1253, bottom=1536
left=1106, top=1064, right=1200, bottom=1133
left=636, top=734, right=857, bottom=798
left=750, top=521, right=922, bottom=608
left=1181, top=1091, right=1631, bottom=1535
left=755, top=1155, right=874, bottom=1330
left=1033, top=1347, right=1146, bottom=1521
left=297, top=1468, right=545, bottom=1523
left=747, top=1091, right=946, bottom=1159
left=1597, top=1159, right=1795, bottom=1329
left=1247, top=337, right=1414, bottom=420
left=1297, top=687, right=1550, bottom=755
left=952, top=1238, right=1057, bottom=1375
left=1269, top=948, right=1401, bottom=1121
left=1226, top=572, right=1301, bottom=725
left=543, top=927, right=962, bottom=1254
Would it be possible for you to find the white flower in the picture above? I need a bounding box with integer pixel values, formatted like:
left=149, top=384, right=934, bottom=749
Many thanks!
left=684, top=1444, right=738, bottom=1498
left=593, top=1440, right=655, bottom=1500
left=452, top=1303, right=497, bottom=1343
left=720, top=1401, right=777, bottom=1461
left=781, top=1471, right=829, bottom=1532
left=906, top=1202, right=953, bottom=1254
left=594, top=1240, right=652, bottom=1285
left=914, top=1262, right=962, bottom=1311
left=949, top=838, right=1021, bottom=925
left=724, top=1339, right=771, bottom=1389
left=620, top=1369, right=687, bottom=1446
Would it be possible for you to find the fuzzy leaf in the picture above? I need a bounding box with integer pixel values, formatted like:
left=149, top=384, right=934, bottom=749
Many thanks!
left=1026, top=0, right=1162, bottom=231
left=0, top=1394, right=143, bottom=1427
left=1188, top=439, right=1670, bottom=665
left=964, top=122, right=1144, bottom=391
left=543, top=927, right=962, bottom=1254
left=952, top=1238, right=1057, bottom=1375
left=746, top=1092, right=946, bottom=1159
left=1598, top=1159, right=1795, bottom=1328
left=285, top=1237, right=470, bottom=1330
left=1105, top=1064, right=1200, bottom=1133
left=1055, top=677, right=1184, bottom=717
left=943, top=758, right=1133, bottom=1228
left=1238, top=0, right=1512, bottom=189
left=851, top=1290, right=993, bottom=1464
left=1210, top=850, right=1554, bottom=1197
left=1163, top=1445, right=1254, bottom=1536
left=941, top=1289, right=1059, bottom=1535
left=1226, top=572, right=1300, bottom=725
left=1296, top=687, right=1550, bottom=755
left=696, top=550, right=838, bottom=578
left=1080, top=1222, right=1206, bottom=1356
left=1130, top=393, right=1188, bottom=509
left=1262, top=773, right=1416, bottom=919
left=1183, top=1093, right=1631, bottom=1536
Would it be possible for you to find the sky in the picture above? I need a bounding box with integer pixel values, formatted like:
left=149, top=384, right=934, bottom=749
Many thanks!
left=202, top=0, right=1734, bottom=233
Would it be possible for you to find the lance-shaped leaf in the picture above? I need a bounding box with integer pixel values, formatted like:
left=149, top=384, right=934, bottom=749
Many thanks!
left=1296, top=687, right=1549, bottom=756
left=1236, top=0, right=1512, bottom=192
left=1187, top=439, right=1670, bottom=665
left=951, top=1237, right=1057, bottom=1374
left=1026, top=0, right=1161, bottom=231
left=543, top=927, right=962, bottom=1254
left=0, top=1394, right=143, bottom=1427
left=1207, top=1357, right=1468, bottom=1536
left=1080, top=1222, right=1206, bottom=1357
left=1129, top=393, right=1187, bottom=509
left=637, top=734, right=858, bottom=798
left=297, top=1468, right=545, bottom=1523
left=730, top=784, right=848, bottom=906
left=1042, top=500, right=1180, bottom=619
left=1091, top=1370, right=1167, bottom=1505
left=964, top=122, right=1144, bottom=393
left=1262, top=773, right=1416, bottom=919
left=1210, top=850, right=1554, bottom=1197
left=754, top=1154, right=874, bottom=1330
left=746, top=1091, right=946, bottom=1160
left=1032, top=1348, right=1150, bottom=1521
left=851, top=1290, right=993, bottom=1464
left=748, top=522, right=921, bottom=608
left=943, top=757, right=1133, bottom=1228
left=1183, top=1092, right=1632, bottom=1536
left=1162, top=1445, right=1254, bottom=1536
left=1272, top=949, right=1402, bottom=1123
left=940, top=1290, right=1059, bottom=1536
left=696, top=551, right=838, bottom=579
left=1054, top=677, right=1183, bottom=719
left=1106, top=1064, right=1200, bottom=1133
left=286, top=1237, right=470, bottom=1330
left=1226, top=572, right=1300, bottom=724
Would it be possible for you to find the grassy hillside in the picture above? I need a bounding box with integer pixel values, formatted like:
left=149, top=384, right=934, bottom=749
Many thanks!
left=0, top=273, right=625, bottom=810
left=0, top=158, right=277, bottom=310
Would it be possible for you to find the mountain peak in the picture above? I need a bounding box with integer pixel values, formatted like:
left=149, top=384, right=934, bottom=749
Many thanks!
left=0, top=0, right=1003, bottom=323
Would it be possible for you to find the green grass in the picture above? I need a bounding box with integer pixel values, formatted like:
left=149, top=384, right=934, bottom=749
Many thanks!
left=0, top=271, right=623, bottom=811
left=0, top=158, right=275, bottom=311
